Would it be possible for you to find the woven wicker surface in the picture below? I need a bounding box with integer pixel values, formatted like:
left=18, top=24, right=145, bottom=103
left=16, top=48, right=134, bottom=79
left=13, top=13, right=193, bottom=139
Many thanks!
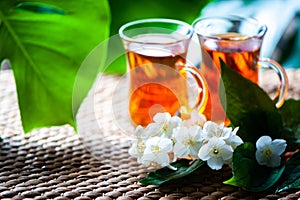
left=0, top=69, right=299, bottom=200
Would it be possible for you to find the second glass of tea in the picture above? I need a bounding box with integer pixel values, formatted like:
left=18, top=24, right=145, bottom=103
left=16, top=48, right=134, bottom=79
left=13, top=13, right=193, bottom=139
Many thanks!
left=119, top=18, right=208, bottom=126
left=193, top=15, right=289, bottom=124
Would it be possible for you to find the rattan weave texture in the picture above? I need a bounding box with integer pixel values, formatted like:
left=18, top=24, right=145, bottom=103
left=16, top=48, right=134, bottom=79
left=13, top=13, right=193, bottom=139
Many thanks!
left=0, top=69, right=299, bottom=200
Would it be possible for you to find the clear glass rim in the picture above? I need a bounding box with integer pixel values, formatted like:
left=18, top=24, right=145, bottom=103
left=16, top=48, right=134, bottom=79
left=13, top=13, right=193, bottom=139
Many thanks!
left=192, top=15, right=267, bottom=40
left=119, top=18, right=194, bottom=44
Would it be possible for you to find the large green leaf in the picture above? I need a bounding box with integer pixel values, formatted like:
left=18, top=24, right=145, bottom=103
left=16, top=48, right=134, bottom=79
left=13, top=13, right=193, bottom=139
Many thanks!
left=0, top=1, right=110, bottom=132
left=219, top=59, right=283, bottom=143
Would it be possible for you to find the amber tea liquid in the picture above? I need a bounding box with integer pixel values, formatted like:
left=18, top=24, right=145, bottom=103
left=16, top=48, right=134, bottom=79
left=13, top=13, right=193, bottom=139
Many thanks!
left=200, top=33, right=261, bottom=123
left=127, top=34, right=189, bottom=126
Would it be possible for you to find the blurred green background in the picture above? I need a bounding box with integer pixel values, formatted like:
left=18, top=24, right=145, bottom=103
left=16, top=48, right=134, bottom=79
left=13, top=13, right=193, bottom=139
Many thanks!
left=108, top=0, right=210, bottom=36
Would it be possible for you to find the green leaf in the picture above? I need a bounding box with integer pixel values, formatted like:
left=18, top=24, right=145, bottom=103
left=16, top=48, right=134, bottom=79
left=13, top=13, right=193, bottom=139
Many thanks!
left=279, top=99, right=300, bottom=142
left=224, top=143, right=285, bottom=192
left=0, top=1, right=110, bottom=132
left=139, top=159, right=205, bottom=185
left=219, top=59, right=283, bottom=143
left=276, top=151, right=300, bottom=192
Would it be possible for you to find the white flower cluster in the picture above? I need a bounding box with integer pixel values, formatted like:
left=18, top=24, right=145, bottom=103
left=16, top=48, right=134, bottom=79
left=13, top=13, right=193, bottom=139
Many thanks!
left=129, top=111, right=243, bottom=170
left=129, top=112, right=288, bottom=170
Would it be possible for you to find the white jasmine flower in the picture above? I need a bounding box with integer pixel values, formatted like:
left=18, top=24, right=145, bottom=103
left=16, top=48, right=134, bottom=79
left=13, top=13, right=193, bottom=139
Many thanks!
left=255, top=136, right=287, bottom=167
left=141, top=136, right=173, bottom=167
left=128, top=138, right=146, bottom=163
left=203, top=121, right=228, bottom=139
left=182, top=109, right=207, bottom=127
left=128, top=125, right=147, bottom=162
left=203, top=121, right=243, bottom=149
left=146, top=112, right=182, bottom=138
left=223, top=127, right=243, bottom=149
left=198, top=137, right=234, bottom=170
left=173, top=125, right=204, bottom=159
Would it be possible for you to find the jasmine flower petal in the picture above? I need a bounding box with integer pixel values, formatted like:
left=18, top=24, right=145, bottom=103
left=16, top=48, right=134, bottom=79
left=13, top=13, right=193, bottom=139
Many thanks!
left=271, top=139, right=288, bottom=155
left=256, top=136, right=272, bottom=149
left=207, top=157, right=224, bottom=170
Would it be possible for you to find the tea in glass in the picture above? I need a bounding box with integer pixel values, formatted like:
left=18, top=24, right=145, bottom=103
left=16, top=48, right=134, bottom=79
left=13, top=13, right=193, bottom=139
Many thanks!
left=193, top=16, right=288, bottom=124
left=120, top=19, right=208, bottom=126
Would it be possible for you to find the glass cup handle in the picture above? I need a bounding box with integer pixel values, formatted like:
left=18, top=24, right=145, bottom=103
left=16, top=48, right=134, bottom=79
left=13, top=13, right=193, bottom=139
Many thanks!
left=258, top=58, right=289, bottom=108
left=181, top=66, right=208, bottom=114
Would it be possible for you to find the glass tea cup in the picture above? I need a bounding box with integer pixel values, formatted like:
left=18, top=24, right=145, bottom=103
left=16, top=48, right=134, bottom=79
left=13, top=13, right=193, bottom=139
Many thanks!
left=119, top=18, right=208, bottom=126
left=192, top=15, right=289, bottom=124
